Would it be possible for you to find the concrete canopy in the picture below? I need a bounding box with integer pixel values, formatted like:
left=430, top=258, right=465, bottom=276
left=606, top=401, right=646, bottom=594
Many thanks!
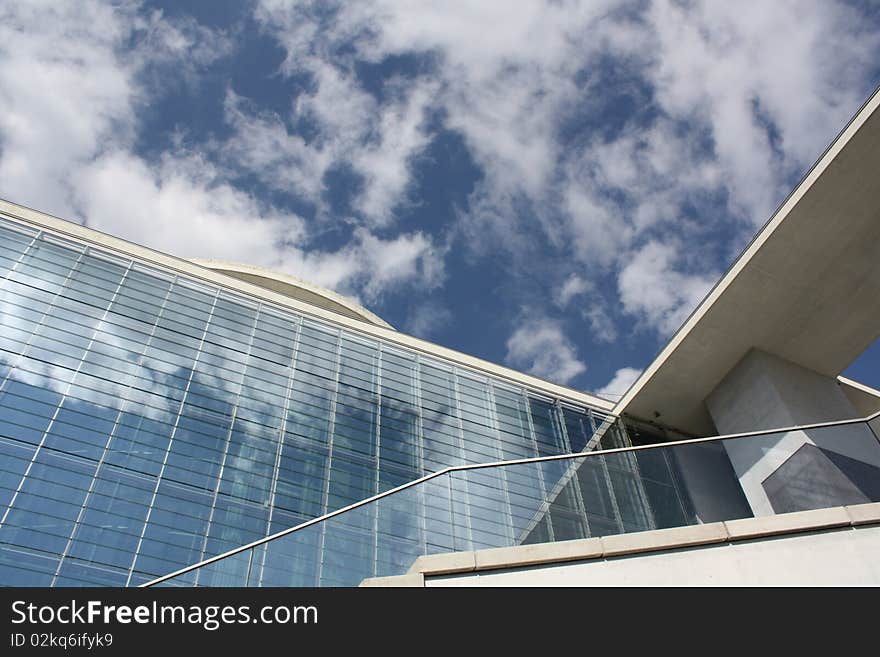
left=615, top=88, right=880, bottom=436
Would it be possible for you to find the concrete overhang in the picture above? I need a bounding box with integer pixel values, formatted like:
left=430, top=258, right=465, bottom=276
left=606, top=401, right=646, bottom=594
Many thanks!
left=615, top=88, right=880, bottom=436
left=839, top=376, right=880, bottom=418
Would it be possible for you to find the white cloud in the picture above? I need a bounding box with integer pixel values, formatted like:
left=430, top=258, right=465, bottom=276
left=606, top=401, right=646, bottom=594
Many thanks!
left=76, top=149, right=444, bottom=298
left=0, top=1, right=138, bottom=216
left=134, top=8, right=234, bottom=76
left=404, top=302, right=453, bottom=339
left=617, top=241, right=716, bottom=336
left=647, top=0, right=879, bottom=224
left=562, top=181, right=634, bottom=268
left=583, top=306, right=618, bottom=345
left=76, top=150, right=304, bottom=263
left=223, top=62, right=437, bottom=227
left=596, top=367, right=642, bottom=401
left=2, top=0, right=878, bottom=349
left=248, top=0, right=880, bottom=340
left=350, top=79, right=437, bottom=224
left=241, top=7, right=441, bottom=227
left=505, top=318, right=587, bottom=385
left=223, top=90, right=332, bottom=200
left=555, top=274, right=617, bottom=343
left=555, top=274, right=591, bottom=308
left=0, top=1, right=446, bottom=308
left=252, top=1, right=622, bottom=242
left=353, top=228, right=446, bottom=301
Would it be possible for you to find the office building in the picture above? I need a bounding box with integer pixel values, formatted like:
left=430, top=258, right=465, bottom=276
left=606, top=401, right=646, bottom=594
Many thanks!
left=0, top=199, right=644, bottom=586
left=1, top=88, right=879, bottom=587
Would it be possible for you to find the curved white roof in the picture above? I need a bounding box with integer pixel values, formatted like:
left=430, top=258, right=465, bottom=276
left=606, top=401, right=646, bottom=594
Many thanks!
left=190, top=259, right=395, bottom=330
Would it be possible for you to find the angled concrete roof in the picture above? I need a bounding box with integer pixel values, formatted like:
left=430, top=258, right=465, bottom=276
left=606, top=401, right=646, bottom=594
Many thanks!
left=190, top=259, right=394, bottom=330
left=615, top=88, right=880, bottom=436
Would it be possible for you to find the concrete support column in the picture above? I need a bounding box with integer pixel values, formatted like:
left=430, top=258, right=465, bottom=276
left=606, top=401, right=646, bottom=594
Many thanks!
left=705, top=350, right=880, bottom=516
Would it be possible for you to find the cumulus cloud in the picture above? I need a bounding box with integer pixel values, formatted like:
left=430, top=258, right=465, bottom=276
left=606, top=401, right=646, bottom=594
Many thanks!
left=596, top=367, right=642, bottom=401
left=351, top=81, right=437, bottom=223
left=617, top=241, right=716, bottom=336
left=224, top=70, right=438, bottom=226
left=223, top=90, right=332, bottom=201
left=76, top=150, right=304, bottom=263
left=583, top=306, right=618, bottom=345
left=404, top=302, right=453, bottom=339
left=352, top=228, right=446, bottom=301
left=555, top=275, right=617, bottom=344
left=647, top=0, right=879, bottom=224
left=0, top=1, right=139, bottom=215
left=247, top=0, right=879, bottom=342
left=2, top=0, right=878, bottom=361
left=78, top=150, right=444, bottom=298
left=0, top=1, right=445, bottom=308
left=241, top=5, right=443, bottom=227
left=555, top=274, right=591, bottom=308
left=505, top=318, right=587, bottom=385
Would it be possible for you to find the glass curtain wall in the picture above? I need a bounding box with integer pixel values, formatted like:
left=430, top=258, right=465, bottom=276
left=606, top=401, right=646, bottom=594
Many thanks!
left=0, top=216, right=620, bottom=586
left=155, top=416, right=880, bottom=588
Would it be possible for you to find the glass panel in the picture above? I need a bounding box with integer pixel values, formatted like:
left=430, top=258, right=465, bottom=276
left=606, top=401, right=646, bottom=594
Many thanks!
left=153, top=420, right=880, bottom=587
left=0, top=214, right=621, bottom=586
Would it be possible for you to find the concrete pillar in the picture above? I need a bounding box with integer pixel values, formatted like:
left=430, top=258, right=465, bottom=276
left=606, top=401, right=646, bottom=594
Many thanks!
left=705, top=350, right=880, bottom=516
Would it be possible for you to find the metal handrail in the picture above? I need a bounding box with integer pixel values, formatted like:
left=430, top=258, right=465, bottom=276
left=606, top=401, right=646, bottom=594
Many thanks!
left=142, top=409, right=880, bottom=586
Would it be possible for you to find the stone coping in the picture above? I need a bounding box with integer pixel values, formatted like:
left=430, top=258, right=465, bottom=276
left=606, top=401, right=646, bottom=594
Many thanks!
left=359, top=502, right=880, bottom=586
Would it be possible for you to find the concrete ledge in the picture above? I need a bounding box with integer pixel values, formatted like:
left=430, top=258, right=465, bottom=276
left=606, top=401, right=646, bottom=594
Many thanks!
left=845, top=501, right=880, bottom=526
left=407, top=551, right=476, bottom=575
left=475, top=537, right=603, bottom=571
left=364, top=503, right=880, bottom=585
left=359, top=573, right=424, bottom=587
left=601, top=522, right=728, bottom=557
left=724, top=507, right=851, bottom=540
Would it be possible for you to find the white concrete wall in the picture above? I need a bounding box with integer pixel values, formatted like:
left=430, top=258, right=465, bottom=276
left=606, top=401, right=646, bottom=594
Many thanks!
left=425, top=525, right=880, bottom=586
left=705, top=350, right=880, bottom=515
left=706, top=350, right=862, bottom=432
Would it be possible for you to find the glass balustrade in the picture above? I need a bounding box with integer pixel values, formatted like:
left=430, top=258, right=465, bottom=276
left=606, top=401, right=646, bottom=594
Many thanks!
left=148, top=413, right=880, bottom=587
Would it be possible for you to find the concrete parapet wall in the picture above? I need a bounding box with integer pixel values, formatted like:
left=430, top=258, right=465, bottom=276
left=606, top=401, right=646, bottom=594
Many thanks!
left=360, top=502, right=880, bottom=586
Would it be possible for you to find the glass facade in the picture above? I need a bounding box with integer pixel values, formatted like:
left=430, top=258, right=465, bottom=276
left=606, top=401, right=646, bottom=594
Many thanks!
left=0, top=214, right=621, bottom=586
left=160, top=417, right=880, bottom=588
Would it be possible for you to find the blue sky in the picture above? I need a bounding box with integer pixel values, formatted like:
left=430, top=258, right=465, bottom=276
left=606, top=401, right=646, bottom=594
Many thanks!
left=1, top=0, right=879, bottom=399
